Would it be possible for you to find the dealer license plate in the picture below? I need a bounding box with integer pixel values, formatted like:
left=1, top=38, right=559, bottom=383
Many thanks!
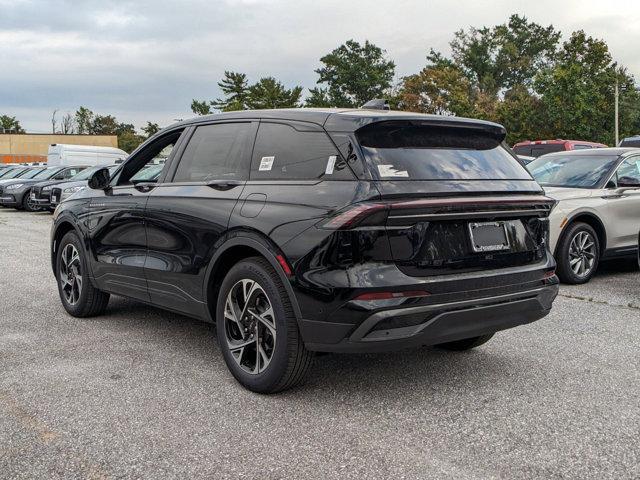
left=468, top=221, right=510, bottom=253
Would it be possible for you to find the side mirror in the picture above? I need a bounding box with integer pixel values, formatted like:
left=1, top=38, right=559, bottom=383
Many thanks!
left=88, top=167, right=111, bottom=190
left=617, top=176, right=640, bottom=189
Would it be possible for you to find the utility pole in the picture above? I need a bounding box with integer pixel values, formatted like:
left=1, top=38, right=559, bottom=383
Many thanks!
left=614, top=79, right=619, bottom=146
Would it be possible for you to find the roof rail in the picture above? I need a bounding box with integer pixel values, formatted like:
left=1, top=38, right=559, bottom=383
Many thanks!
left=361, top=99, right=390, bottom=111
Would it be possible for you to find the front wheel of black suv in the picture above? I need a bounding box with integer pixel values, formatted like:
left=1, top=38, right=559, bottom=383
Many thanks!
left=436, top=333, right=494, bottom=351
left=56, top=231, right=110, bottom=317
left=216, top=257, right=313, bottom=394
left=556, top=222, right=600, bottom=285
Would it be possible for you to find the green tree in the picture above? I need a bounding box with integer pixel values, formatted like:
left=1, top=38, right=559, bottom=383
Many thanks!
left=115, top=122, right=136, bottom=136
left=534, top=30, right=637, bottom=145
left=493, top=15, right=560, bottom=89
left=191, top=100, right=212, bottom=116
left=91, top=115, right=119, bottom=135
left=142, top=121, right=160, bottom=137
left=304, top=87, right=332, bottom=107
left=118, top=130, right=144, bottom=153
left=399, top=64, right=475, bottom=117
left=75, top=106, right=94, bottom=134
left=449, top=25, right=499, bottom=95
left=213, top=71, right=249, bottom=111
left=449, top=14, right=560, bottom=95
left=312, top=39, right=396, bottom=107
left=245, top=77, right=303, bottom=109
left=495, top=85, right=546, bottom=144
left=0, top=115, right=25, bottom=133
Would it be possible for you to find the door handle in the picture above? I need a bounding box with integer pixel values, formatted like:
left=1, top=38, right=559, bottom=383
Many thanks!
left=206, top=180, right=243, bottom=190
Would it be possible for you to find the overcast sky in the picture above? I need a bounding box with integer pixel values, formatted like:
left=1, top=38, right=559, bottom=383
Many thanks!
left=2, top=0, right=639, bottom=132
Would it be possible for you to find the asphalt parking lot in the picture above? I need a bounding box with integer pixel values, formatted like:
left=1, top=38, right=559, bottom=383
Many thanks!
left=0, top=209, right=638, bottom=479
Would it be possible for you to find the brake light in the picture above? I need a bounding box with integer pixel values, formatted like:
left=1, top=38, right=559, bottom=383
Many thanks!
left=354, top=290, right=430, bottom=301
left=321, top=202, right=387, bottom=229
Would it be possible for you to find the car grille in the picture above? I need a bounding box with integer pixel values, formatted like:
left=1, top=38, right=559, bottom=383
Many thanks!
left=0, top=186, right=4, bottom=196
left=51, top=187, right=62, bottom=203
left=32, top=185, right=42, bottom=197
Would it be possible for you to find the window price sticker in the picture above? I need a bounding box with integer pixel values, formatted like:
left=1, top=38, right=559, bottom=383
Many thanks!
left=325, top=155, right=336, bottom=175
left=377, top=164, right=409, bottom=177
left=259, top=156, right=275, bottom=171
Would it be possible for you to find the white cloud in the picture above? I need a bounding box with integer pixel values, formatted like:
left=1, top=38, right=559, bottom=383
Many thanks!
left=1, top=0, right=639, bottom=132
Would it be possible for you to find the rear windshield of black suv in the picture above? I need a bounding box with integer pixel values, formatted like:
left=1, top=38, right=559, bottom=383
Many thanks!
left=357, top=121, right=531, bottom=181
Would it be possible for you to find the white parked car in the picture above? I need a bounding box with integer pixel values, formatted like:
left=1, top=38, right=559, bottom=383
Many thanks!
left=528, top=148, right=640, bottom=284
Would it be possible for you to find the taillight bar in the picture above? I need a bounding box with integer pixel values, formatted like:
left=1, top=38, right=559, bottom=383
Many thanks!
left=320, top=195, right=555, bottom=230
left=320, top=202, right=387, bottom=229
left=391, top=195, right=555, bottom=210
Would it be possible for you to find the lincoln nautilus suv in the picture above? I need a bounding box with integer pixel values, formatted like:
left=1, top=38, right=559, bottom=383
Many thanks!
left=51, top=108, right=559, bottom=393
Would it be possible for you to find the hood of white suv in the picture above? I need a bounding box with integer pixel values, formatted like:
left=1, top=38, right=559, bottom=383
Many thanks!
left=542, top=186, right=595, bottom=201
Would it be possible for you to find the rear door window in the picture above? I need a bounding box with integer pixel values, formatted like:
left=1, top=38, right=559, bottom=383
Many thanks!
left=513, top=145, right=532, bottom=156
left=58, top=167, right=84, bottom=179
left=530, top=144, right=565, bottom=157
left=173, top=123, right=252, bottom=182
left=250, top=122, right=353, bottom=180
left=357, top=122, right=531, bottom=181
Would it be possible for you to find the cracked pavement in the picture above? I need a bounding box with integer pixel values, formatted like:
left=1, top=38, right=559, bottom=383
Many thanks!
left=1, top=208, right=639, bottom=479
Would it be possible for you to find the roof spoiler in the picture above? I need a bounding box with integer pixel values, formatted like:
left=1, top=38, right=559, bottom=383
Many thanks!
left=361, top=99, right=390, bottom=111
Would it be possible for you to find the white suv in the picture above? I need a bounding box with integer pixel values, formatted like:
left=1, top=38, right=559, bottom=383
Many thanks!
left=528, top=148, right=640, bottom=284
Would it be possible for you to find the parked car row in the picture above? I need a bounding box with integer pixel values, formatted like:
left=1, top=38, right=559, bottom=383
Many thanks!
left=0, top=162, right=163, bottom=212
left=0, top=165, right=86, bottom=211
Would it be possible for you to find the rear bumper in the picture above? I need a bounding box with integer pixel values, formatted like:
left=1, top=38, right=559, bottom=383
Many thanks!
left=302, top=283, right=558, bottom=352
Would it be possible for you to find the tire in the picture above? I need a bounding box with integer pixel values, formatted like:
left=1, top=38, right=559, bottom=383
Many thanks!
left=436, top=333, right=494, bottom=351
left=21, top=189, right=40, bottom=212
left=216, top=257, right=313, bottom=393
left=555, top=222, right=600, bottom=284
left=56, top=231, right=110, bottom=317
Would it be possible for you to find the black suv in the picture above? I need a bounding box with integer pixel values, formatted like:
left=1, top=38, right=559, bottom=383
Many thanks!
left=51, top=109, right=559, bottom=393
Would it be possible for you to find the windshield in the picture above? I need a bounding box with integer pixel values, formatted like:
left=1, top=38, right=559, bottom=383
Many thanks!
left=69, top=166, right=100, bottom=181
left=29, top=167, right=62, bottom=180
left=357, top=123, right=530, bottom=181
left=69, top=165, right=119, bottom=181
left=527, top=155, right=618, bottom=188
left=1, top=168, right=29, bottom=179
left=132, top=164, right=164, bottom=181
left=513, top=143, right=565, bottom=157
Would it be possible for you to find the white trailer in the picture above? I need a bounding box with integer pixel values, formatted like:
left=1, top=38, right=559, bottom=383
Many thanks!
left=47, top=144, right=127, bottom=166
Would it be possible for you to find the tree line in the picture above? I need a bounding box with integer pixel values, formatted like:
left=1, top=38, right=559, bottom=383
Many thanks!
left=192, top=15, right=640, bottom=146
left=3, top=15, right=639, bottom=150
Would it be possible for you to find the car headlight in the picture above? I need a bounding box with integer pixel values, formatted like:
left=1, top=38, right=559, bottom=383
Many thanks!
left=63, top=186, right=84, bottom=194
left=6, top=184, right=24, bottom=190
left=60, top=185, right=85, bottom=201
left=43, top=185, right=52, bottom=191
